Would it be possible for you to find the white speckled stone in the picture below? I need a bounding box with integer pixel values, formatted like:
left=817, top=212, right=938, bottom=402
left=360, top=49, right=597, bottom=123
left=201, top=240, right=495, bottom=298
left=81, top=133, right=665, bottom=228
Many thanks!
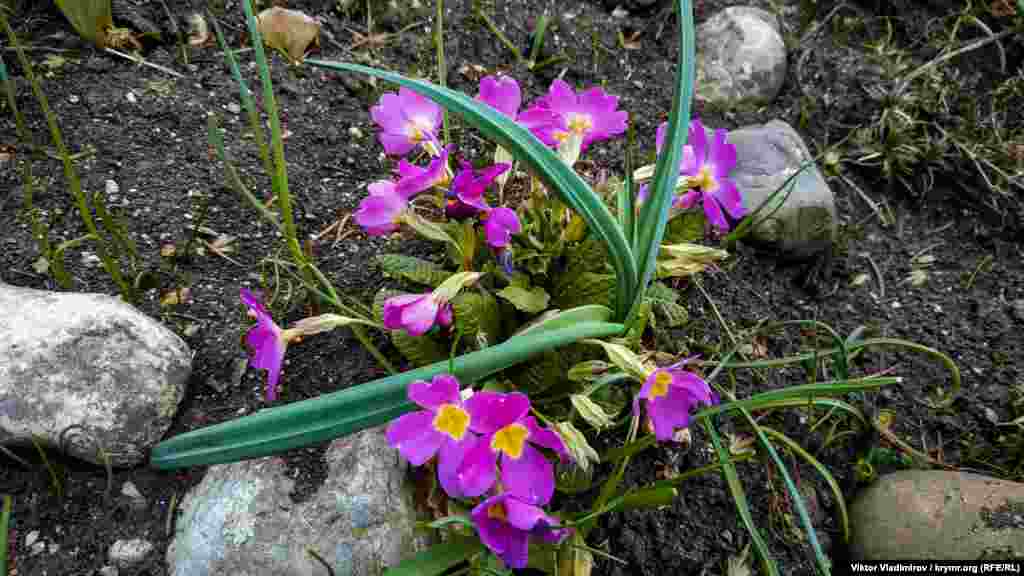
left=167, top=427, right=429, bottom=576
left=110, top=538, right=155, bottom=568
left=0, top=285, right=191, bottom=466
left=696, top=6, right=788, bottom=105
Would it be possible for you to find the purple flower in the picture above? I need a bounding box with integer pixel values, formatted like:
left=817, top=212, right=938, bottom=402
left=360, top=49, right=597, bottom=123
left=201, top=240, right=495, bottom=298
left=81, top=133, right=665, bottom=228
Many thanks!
left=458, top=391, right=569, bottom=505
left=633, top=359, right=716, bottom=442
left=445, top=161, right=510, bottom=219
left=496, top=247, right=515, bottom=275
left=671, top=119, right=746, bottom=232
left=481, top=207, right=521, bottom=249
left=382, top=292, right=453, bottom=337
left=395, top=145, right=452, bottom=199
left=370, top=87, right=442, bottom=156
left=386, top=374, right=479, bottom=498
left=240, top=288, right=289, bottom=402
left=355, top=181, right=408, bottom=236
left=476, top=75, right=521, bottom=118
left=527, top=79, right=628, bottom=151
left=471, top=493, right=571, bottom=569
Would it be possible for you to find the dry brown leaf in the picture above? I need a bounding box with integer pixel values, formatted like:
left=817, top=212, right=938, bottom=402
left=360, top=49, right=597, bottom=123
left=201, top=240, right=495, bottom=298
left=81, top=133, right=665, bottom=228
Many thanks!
left=160, top=287, right=190, bottom=307
left=186, top=13, right=210, bottom=47
left=991, top=0, right=1017, bottom=17
left=256, top=7, right=321, bottom=64
left=160, top=243, right=177, bottom=258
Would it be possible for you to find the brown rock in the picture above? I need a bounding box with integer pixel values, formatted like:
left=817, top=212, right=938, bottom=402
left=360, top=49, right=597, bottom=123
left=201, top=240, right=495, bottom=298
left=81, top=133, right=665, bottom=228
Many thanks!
left=849, top=470, right=1024, bottom=560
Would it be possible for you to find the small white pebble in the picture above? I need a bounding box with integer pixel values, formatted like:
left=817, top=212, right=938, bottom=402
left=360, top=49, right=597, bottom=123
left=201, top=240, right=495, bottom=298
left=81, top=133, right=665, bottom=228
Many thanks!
left=348, top=126, right=364, bottom=139
left=125, top=92, right=137, bottom=104
left=226, top=102, right=241, bottom=114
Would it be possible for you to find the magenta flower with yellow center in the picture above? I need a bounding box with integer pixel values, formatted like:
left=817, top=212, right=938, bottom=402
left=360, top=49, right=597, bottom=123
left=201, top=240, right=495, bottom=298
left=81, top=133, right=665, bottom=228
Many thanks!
left=471, top=492, right=571, bottom=569
left=526, top=79, right=628, bottom=151
left=481, top=207, right=521, bottom=249
left=370, top=87, right=442, bottom=156
left=354, top=180, right=408, bottom=236
left=445, top=161, right=510, bottom=219
left=633, top=359, right=716, bottom=442
left=386, top=375, right=480, bottom=498
left=660, top=119, right=747, bottom=232
left=457, top=391, right=569, bottom=505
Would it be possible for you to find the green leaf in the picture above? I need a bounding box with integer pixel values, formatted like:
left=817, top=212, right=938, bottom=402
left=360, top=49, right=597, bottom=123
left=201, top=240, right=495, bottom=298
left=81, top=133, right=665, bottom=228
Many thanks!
left=628, top=0, right=696, bottom=328
left=404, top=211, right=461, bottom=249
left=496, top=285, right=551, bottom=313
left=451, top=290, right=502, bottom=342
left=645, top=282, right=689, bottom=328
left=303, top=58, right=637, bottom=320
left=554, top=272, right=615, bottom=310
left=150, top=320, right=625, bottom=469
left=376, top=254, right=451, bottom=287
left=55, top=0, right=112, bottom=44
left=383, top=537, right=483, bottom=576
left=662, top=211, right=705, bottom=244
left=584, top=339, right=649, bottom=381
left=515, top=305, right=613, bottom=337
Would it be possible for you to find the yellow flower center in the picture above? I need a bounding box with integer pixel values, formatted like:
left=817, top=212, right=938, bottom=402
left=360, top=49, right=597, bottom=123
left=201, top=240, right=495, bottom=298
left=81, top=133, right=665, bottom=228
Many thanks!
left=491, top=422, right=529, bottom=459
left=567, top=113, right=593, bottom=135
left=695, top=165, right=717, bottom=192
left=650, top=371, right=673, bottom=400
left=487, top=502, right=508, bottom=521
left=432, top=404, right=470, bottom=441
left=406, top=116, right=434, bottom=143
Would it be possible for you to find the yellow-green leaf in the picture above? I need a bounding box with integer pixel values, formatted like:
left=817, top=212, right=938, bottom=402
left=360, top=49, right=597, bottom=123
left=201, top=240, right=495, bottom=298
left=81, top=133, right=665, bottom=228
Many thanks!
left=497, top=285, right=550, bottom=313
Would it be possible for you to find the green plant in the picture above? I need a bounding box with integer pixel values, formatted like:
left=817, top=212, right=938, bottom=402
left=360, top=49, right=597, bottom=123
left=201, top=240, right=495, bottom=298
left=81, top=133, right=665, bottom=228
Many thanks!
left=0, top=494, right=10, bottom=576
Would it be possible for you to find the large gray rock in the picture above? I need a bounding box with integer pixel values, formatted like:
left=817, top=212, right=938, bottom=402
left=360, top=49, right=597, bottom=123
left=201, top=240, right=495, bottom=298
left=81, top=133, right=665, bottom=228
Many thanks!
left=850, top=470, right=1024, bottom=560
left=167, top=427, right=430, bottom=576
left=728, top=120, right=836, bottom=253
left=0, top=285, right=190, bottom=466
left=695, top=7, right=787, bottom=106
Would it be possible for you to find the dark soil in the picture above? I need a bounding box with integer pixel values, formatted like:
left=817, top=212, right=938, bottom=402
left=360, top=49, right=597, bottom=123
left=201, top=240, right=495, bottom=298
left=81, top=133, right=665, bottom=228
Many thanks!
left=1, top=0, right=1022, bottom=574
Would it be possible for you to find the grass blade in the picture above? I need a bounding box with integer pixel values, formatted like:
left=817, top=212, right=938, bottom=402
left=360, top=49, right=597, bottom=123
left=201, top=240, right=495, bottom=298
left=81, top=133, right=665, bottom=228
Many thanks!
left=759, top=426, right=851, bottom=544
left=705, top=421, right=779, bottom=576
left=0, top=494, right=10, bottom=575
left=150, top=321, right=624, bottom=469
left=628, top=0, right=696, bottom=327
left=304, top=58, right=638, bottom=320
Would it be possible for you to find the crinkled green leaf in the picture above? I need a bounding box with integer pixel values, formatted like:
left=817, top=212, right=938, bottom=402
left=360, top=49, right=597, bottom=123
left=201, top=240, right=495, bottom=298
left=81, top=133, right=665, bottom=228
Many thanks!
left=376, top=253, right=451, bottom=287
left=451, top=290, right=501, bottom=342
left=567, top=360, right=610, bottom=383
left=497, top=285, right=551, bottom=313
left=570, top=394, right=616, bottom=430
left=55, top=0, right=112, bottom=44
left=646, top=281, right=689, bottom=328
left=383, top=537, right=483, bottom=576
left=404, top=211, right=460, bottom=249
left=554, top=272, right=615, bottom=310
left=585, top=339, right=649, bottom=381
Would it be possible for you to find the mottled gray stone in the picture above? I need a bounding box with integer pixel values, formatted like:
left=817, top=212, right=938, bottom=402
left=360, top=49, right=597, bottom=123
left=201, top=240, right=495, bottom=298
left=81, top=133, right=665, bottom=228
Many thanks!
left=728, top=120, right=836, bottom=252
left=695, top=6, right=787, bottom=105
left=850, top=470, right=1024, bottom=560
left=109, top=538, right=154, bottom=568
left=167, top=427, right=430, bottom=576
left=0, top=285, right=191, bottom=466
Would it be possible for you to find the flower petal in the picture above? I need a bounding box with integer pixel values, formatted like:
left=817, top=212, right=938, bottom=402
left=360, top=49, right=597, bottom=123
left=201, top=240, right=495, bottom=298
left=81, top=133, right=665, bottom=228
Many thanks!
left=477, top=75, right=521, bottom=118
left=382, top=293, right=425, bottom=330
left=386, top=410, right=444, bottom=466
left=702, top=191, right=730, bottom=231
left=471, top=494, right=531, bottom=569
left=655, top=121, right=668, bottom=154
left=712, top=178, right=747, bottom=219
left=465, top=391, right=531, bottom=434
left=540, top=79, right=578, bottom=114
left=502, top=443, right=555, bottom=506
left=709, top=129, right=737, bottom=179
left=503, top=496, right=551, bottom=531
left=688, top=118, right=708, bottom=170
left=408, top=375, right=461, bottom=410
left=455, top=434, right=498, bottom=497
left=401, top=294, right=441, bottom=336
left=523, top=416, right=569, bottom=459
left=437, top=433, right=476, bottom=498
left=483, top=207, right=521, bottom=248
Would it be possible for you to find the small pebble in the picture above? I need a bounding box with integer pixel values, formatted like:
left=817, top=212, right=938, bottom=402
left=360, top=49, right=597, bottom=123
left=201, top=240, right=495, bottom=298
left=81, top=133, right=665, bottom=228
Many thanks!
left=984, top=407, right=1000, bottom=425
left=1011, top=299, right=1024, bottom=323
left=347, top=126, right=364, bottom=139
left=226, top=102, right=241, bottom=114
left=125, top=92, right=137, bottom=104
left=99, top=566, right=120, bottom=576
left=109, top=539, right=154, bottom=568
left=25, top=530, right=39, bottom=547
left=68, top=94, right=80, bottom=104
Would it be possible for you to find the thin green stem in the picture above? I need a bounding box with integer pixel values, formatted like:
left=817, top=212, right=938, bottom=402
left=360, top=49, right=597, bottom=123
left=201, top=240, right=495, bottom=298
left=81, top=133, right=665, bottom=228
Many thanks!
left=0, top=494, right=10, bottom=575
left=435, top=0, right=451, bottom=144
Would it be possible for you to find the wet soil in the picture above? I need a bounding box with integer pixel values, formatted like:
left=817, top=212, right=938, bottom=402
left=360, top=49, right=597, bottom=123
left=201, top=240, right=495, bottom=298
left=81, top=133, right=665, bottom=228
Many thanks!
left=0, top=0, right=1022, bottom=574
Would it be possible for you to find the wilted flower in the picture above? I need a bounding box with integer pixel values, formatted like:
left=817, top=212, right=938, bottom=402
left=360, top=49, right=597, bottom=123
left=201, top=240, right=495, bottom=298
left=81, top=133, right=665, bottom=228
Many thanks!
left=672, top=119, right=746, bottom=232
left=386, top=374, right=479, bottom=498
left=395, top=145, right=452, bottom=198
left=354, top=181, right=408, bottom=235
left=370, top=87, right=442, bottom=156
left=382, top=291, right=453, bottom=336
left=459, top=391, right=569, bottom=505
left=633, top=358, right=716, bottom=442
left=240, top=288, right=289, bottom=402
left=526, top=79, right=628, bottom=155
left=445, top=161, right=510, bottom=219
left=481, top=207, right=521, bottom=249
left=471, top=492, right=571, bottom=569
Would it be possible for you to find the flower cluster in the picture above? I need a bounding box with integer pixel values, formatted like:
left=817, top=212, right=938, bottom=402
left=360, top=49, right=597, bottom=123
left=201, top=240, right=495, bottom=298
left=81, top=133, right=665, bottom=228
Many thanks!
left=386, top=375, right=572, bottom=568
left=357, top=75, right=628, bottom=337
left=639, top=118, right=747, bottom=232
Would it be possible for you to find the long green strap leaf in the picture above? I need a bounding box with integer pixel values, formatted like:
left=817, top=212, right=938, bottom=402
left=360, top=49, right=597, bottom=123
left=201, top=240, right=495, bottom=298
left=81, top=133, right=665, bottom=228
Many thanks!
left=150, top=321, right=624, bottom=469
left=628, top=0, right=696, bottom=327
left=383, top=537, right=482, bottom=576
left=0, top=494, right=10, bottom=576
left=304, top=58, right=638, bottom=319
